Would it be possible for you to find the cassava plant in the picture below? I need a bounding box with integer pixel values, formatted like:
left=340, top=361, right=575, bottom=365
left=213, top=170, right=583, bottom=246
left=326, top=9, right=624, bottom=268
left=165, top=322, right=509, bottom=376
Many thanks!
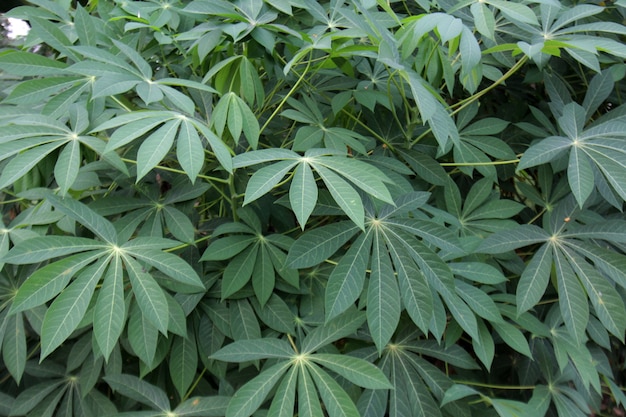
left=1, top=0, right=626, bottom=416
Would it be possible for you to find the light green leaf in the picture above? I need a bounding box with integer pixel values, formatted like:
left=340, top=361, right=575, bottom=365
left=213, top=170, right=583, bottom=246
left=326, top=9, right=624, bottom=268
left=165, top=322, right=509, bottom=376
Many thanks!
left=251, top=294, right=296, bottom=334
left=104, top=374, right=170, bottom=411
left=136, top=119, right=181, bottom=181
left=41, top=258, right=107, bottom=358
left=94, top=255, right=125, bottom=360
left=170, top=331, right=198, bottom=399
left=473, top=319, right=495, bottom=369
left=226, top=361, right=291, bottom=417
left=311, top=354, right=392, bottom=389
left=125, top=256, right=169, bottom=335
left=212, top=338, right=294, bottom=362
left=290, top=162, right=318, bottom=229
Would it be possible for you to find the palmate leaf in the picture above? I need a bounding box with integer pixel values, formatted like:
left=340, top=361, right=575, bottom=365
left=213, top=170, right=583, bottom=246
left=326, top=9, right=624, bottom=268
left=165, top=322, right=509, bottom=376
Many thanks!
left=124, top=255, right=169, bottom=335
left=104, top=374, right=170, bottom=411
left=93, top=255, right=125, bottom=360
left=235, top=149, right=394, bottom=229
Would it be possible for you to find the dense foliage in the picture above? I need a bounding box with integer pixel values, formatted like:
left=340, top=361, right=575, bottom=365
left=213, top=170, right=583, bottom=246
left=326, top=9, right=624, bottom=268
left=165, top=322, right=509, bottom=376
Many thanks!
left=1, top=0, right=626, bottom=416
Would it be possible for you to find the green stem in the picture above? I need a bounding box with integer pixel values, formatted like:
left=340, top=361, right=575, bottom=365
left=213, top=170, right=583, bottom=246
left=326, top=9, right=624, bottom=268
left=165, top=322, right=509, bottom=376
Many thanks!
left=259, top=55, right=312, bottom=135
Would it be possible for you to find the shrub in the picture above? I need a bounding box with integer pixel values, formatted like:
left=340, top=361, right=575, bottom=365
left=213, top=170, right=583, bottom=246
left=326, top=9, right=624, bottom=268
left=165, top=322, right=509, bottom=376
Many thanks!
left=1, top=0, right=626, bottom=416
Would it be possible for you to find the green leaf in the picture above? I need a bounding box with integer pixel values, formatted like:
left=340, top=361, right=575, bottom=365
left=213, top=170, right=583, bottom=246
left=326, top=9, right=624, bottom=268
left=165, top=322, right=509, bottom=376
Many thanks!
left=267, top=367, right=297, bottom=417
left=471, top=2, right=495, bottom=40
left=252, top=245, right=275, bottom=306
left=298, top=365, right=325, bottom=417
left=307, top=362, right=361, bottom=417
left=0, top=142, right=65, bottom=190
left=125, top=249, right=205, bottom=290
left=517, top=136, right=572, bottom=170
left=568, top=147, right=594, bottom=207
left=251, top=294, right=296, bottom=334
left=3, top=313, right=26, bottom=384
left=243, top=160, right=299, bottom=205
left=170, top=331, right=198, bottom=399
left=477, top=225, right=549, bottom=253
left=486, top=0, right=538, bottom=25
left=200, top=235, right=256, bottom=261
left=222, top=245, right=259, bottom=299
left=104, top=374, right=170, bottom=411
left=173, top=396, right=230, bottom=416
left=177, top=120, right=205, bottom=182
left=212, top=338, right=294, bottom=362
left=450, top=262, right=507, bottom=285
left=441, top=385, right=480, bottom=407
left=163, top=206, right=195, bottom=243
left=94, top=255, right=126, bottom=360
left=9, top=251, right=102, bottom=314
left=367, top=232, right=401, bottom=352
left=455, top=280, right=503, bottom=323
left=128, top=302, right=159, bottom=366
left=2, top=236, right=107, bottom=264
left=0, top=51, right=68, bottom=76
left=46, top=192, right=118, bottom=244
left=492, top=321, right=532, bottom=358
left=311, top=354, right=392, bottom=389
left=314, top=164, right=365, bottom=229
left=325, top=231, right=372, bottom=322
left=554, top=249, right=589, bottom=345
left=41, top=258, right=107, bottom=358
left=290, top=162, right=318, bottom=229
left=54, top=140, right=81, bottom=195
left=302, top=309, right=366, bottom=353
left=517, top=244, right=552, bottom=315
left=226, top=361, right=291, bottom=417
left=287, top=221, right=359, bottom=268
left=136, top=119, right=181, bottom=181
left=564, top=247, right=626, bottom=339
left=125, top=256, right=169, bottom=335
left=408, top=341, right=480, bottom=370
